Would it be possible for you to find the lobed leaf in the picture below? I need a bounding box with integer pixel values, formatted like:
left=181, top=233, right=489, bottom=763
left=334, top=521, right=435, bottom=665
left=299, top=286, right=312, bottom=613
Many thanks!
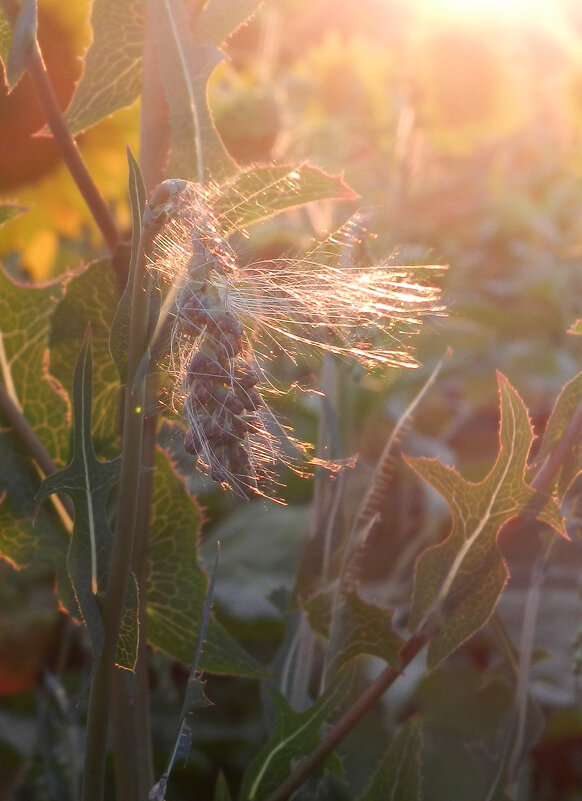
left=64, top=0, right=144, bottom=134
left=328, top=590, right=404, bottom=674
left=239, top=668, right=352, bottom=801
left=528, top=369, right=582, bottom=500
left=305, top=589, right=404, bottom=674
left=35, top=331, right=121, bottom=665
left=358, top=717, right=423, bottom=801
left=407, top=373, right=565, bottom=670
left=147, top=448, right=266, bottom=676
left=209, top=164, right=358, bottom=237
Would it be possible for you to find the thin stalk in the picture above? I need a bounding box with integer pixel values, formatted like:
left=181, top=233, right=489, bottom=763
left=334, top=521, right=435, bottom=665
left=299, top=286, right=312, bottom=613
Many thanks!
left=0, top=378, right=74, bottom=525
left=82, top=233, right=152, bottom=801
left=0, top=0, right=120, bottom=254
left=106, top=14, right=169, bottom=796
left=111, top=413, right=157, bottom=801
left=264, top=397, right=582, bottom=801
left=263, top=628, right=430, bottom=801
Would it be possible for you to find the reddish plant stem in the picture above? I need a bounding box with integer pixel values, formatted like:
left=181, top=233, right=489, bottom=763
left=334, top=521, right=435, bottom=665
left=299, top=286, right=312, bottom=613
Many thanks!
left=0, top=0, right=120, bottom=254
left=262, top=629, right=429, bottom=801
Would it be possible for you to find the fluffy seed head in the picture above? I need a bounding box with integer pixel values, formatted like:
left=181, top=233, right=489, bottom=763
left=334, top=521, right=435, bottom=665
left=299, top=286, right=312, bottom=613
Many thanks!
left=147, top=178, right=444, bottom=500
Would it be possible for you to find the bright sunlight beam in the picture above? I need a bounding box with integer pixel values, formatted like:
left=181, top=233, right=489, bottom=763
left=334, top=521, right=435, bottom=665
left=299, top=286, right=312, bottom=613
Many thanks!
left=414, top=0, right=565, bottom=25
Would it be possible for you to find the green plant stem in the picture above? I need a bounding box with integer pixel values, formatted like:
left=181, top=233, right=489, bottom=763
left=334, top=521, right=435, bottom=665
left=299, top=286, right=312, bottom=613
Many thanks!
left=263, top=628, right=430, bottom=801
left=111, top=413, right=157, bottom=801
left=0, top=0, right=120, bottom=254
left=82, top=237, right=152, bottom=801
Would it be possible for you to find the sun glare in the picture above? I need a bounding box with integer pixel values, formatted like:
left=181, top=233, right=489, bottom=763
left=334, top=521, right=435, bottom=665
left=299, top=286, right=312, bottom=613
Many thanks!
left=414, top=0, right=561, bottom=25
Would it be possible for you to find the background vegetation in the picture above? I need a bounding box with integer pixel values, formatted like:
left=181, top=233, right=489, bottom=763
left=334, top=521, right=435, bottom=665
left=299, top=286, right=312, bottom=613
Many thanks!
left=2, top=0, right=582, bottom=799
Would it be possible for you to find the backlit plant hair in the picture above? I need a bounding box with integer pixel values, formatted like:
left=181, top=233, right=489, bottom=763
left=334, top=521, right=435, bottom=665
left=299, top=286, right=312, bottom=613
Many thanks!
left=146, top=178, right=444, bottom=499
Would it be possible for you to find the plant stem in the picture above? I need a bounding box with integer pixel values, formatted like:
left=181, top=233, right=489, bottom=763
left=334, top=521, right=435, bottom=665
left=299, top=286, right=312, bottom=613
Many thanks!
left=0, top=378, right=74, bottom=524
left=0, top=0, right=120, bottom=254
left=262, top=628, right=430, bottom=801
left=82, top=232, right=152, bottom=801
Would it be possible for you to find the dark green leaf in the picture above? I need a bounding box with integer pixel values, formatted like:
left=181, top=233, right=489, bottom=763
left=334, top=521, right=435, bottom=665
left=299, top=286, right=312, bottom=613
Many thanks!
left=407, top=373, right=565, bottom=670
left=36, top=331, right=121, bottom=664
left=5, top=0, right=36, bottom=89
left=147, top=448, right=266, bottom=676
left=240, top=669, right=352, bottom=801
left=110, top=150, right=147, bottom=383
left=64, top=0, right=144, bottom=133
left=0, top=266, right=70, bottom=570
left=328, top=591, right=404, bottom=674
left=209, top=165, right=358, bottom=236
left=359, top=718, right=423, bottom=801
left=49, top=260, right=121, bottom=452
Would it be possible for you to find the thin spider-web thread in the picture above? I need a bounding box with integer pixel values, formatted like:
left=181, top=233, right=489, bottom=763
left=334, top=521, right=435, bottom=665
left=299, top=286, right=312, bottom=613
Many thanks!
left=147, top=180, right=444, bottom=500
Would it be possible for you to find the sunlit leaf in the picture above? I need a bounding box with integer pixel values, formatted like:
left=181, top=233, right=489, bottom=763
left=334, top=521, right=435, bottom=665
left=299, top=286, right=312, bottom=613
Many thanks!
left=240, top=668, right=352, bottom=801
left=407, top=373, right=566, bottom=670
left=146, top=0, right=233, bottom=183
left=49, top=260, right=121, bottom=451
left=209, top=164, right=358, bottom=236
left=6, top=0, right=36, bottom=90
left=147, top=448, right=266, bottom=676
left=64, top=0, right=144, bottom=134
left=36, top=330, right=121, bottom=664
left=358, top=718, right=423, bottom=801
left=529, top=369, right=582, bottom=501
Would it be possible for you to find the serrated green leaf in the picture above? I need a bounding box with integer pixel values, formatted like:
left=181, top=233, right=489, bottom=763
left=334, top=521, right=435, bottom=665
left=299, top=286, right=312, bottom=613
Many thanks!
left=407, top=373, right=566, bottom=671
left=0, top=267, right=69, bottom=466
left=0, top=266, right=71, bottom=571
left=0, top=8, right=11, bottom=65
left=528, top=369, right=582, bottom=500
left=146, top=0, right=235, bottom=182
left=110, top=150, right=147, bottom=383
left=5, top=0, right=36, bottom=90
left=196, top=0, right=262, bottom=48
left=49, top=261, right=121, bottom=452
left=0, top=203, right=27, bottom=226
left=36, top=331, right=121, bottom=664
left=209, top=165, right=358, bottom=236
left=147, top=448, right=266, bottom=676
left=64, top=0, right=144, bottom=134
left=304, top=589, right=404, bottom=674
left=359, top=718, right=423, bottom=801
left=329, top=591, right=404, bottom=673
left=240, top=669, right=352, bottom=801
